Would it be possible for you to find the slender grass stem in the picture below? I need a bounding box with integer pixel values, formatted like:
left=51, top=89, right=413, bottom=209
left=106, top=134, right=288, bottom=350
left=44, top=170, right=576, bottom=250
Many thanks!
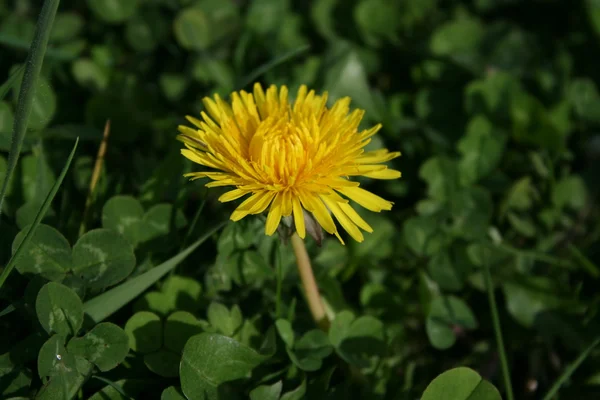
left=0, top=0, right=61, bottom=223
left=542, top=337, right=600, bottom=400
left=483, top=256, right=514, bottom=400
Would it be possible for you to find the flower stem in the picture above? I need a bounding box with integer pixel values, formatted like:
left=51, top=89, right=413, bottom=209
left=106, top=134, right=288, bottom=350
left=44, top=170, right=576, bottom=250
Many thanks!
left=290, top=233, right=329, bottom=331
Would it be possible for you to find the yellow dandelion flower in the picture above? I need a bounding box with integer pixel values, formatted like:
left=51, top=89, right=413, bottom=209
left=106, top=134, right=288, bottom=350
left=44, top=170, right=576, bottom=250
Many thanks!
left=178, top=83, right=401, bottom=244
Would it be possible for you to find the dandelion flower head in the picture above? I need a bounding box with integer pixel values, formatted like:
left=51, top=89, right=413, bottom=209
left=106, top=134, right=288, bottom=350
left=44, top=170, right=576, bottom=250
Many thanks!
left=178, top=83, right=401, bottom=244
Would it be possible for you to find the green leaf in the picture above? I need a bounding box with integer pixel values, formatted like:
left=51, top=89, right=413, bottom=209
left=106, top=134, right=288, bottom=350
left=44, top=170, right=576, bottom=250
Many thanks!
left=72, top=228, right=136, bottom=291
left=35, top=368, right=85, bottom=400
left=275, top=319, right=295, bottom=348
left=236, top=44, right=311, bottom=90
left=124, top=311, right=162, bottom=354
left=87, top=0, right=139, bottom=24
left=567, top=78, right=600, bottom=123
left=430, top=16, right=484, bottom=70
left=351, top=213, right=394, bottom=262
left=125, top=12, right=166, bottom=54
left=507, top=212, right=537, bottom=237
left=457, top=116, right=506, bottom=185
left=250, top=381, right=283, bottom=400
left=354, top=0, right=400, bottom=47
left=67, top=322, right=129, bottom=372
left=174, top=8, right=212, bottom=51
left=246, top=0, right=289, bottom=35
left=180, top=333, right=270, bottom=399
left=37, top=335, right=76, bottom=378
left=162, top=275, right=203, bottom=311
left=141, top=203, right=187, bottom=242
left=21, top=149, right=56, bottom=205
left=419, top=156, right=460, bottom=202
left=510, top=90, right=565, bottom=152
left=449, top=187, right=493, bottom=240
left=83, top=222, right=225, bottom=323
left=19, top=77, right=56, bottom=131
left=101, top=195, right=145, bottom=246
left=162, top=386, right=187, bottom=400
left=72, top=58, right=109, bottom=91
left=144, top=350, right=181, bottom=377
left=36, top=282, right=84, bottom=338
left=280, top=379, right=307, bottom=400
left=207, top=302, right=243, bottom=337
left=421, top=367, right=501, bottom=400
left=164, top=311, right=203, bottom=354
left=465, top=71, right=519, bottom=119
left=0, top=366, right=31, bottom=398
left=403, top=215, right=447, bottom=257
left=500, top=176, right=536, bottom=216
left=324, top=49, right=380, bottom=121
left=135, top=274, right=203, bottom=316
left=503, top=277, right=567, bottom=328
left=159, top=74, right=188, bottom=102
left=288, top=329, right=333, bottom=371
left=428, top=251, right=464, bottom=292
left=552, top=175, right=587, bottom=210
left=426, top=296, right=478, bottom=350
left=11, top=224, right=71, bottom=281
left=50, top=12, right=83, bottom=42
left=328, top=311, right=385, bottom=367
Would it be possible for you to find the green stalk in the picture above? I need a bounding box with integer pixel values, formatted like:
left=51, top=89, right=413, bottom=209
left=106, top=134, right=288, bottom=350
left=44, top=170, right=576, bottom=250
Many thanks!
left=0, top=138, right=78, bottom=289
left=483, top=253, right=514, bottom=400
left=0, top=0, right=61, bottom=222
left=542, top=337, right=600, bottom=400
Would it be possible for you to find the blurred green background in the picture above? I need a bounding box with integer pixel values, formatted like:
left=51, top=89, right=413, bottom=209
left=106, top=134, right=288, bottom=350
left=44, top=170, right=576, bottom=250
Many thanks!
left=1, top=0, right=600, bottom=399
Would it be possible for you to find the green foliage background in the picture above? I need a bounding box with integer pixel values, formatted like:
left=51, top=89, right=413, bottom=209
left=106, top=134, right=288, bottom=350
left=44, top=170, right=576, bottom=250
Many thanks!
left=1, top=0, right=600, bottom=399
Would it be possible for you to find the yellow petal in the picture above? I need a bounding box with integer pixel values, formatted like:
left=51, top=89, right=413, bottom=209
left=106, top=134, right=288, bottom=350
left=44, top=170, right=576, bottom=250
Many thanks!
left=356, top=150, right=401, bottom=164
left=338, top=203, right=373, bottom=233
left=185, top=115, right=204, bottom=129
left=359, top=123, right=382, bottom=139
left=230, top=191, right=275, bottom=221
left=292, top=197, right=305, bottom=238
left=362, top=168, right=402, bottom=180
left=281, top=191, right=293, bottom=217
left=321, top=196, right=363, bottom=242
left=300, top=193, right=336, bottom=234
left=342, top=164, right=387, bottom=176
left=201, top=97, right=222, bottom=124
left=181, top=149, right=224, bottom=170
left=218, top=189, right=248, bottom=203
left=337, top=186, right=393, bottom=212
left=265, top=194, right=283, bottom=235
left=205, top=179, right=238, bottom=188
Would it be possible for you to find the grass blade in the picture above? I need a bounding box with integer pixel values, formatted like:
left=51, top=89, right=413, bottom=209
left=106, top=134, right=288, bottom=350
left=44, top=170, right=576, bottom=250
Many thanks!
left=0, top=304, right=15, bottom=318
left=542, top=337, right=600, bottom=400
left=0, top=64, right=26, bottom=101
left=0, top=137, right=78, bottom=290
left=483, top=246, right=515, bottom=400
left=83, top=221, right=227, bottom=323
left=91, top=376, right=134, bottom=400
left=236, top=44, right=310, bottom=90
left=0, top=0, right=61, bottom=222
